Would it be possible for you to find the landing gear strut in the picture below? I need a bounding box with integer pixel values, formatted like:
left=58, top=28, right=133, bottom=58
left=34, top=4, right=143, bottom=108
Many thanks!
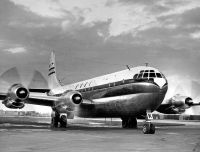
left=121, top=117, right=137, bottom=129
left=51, top=111, right=59, bottom=128
left=51, top=111, right=67, bottom=128
left=142, top=110, right=155, bottom=134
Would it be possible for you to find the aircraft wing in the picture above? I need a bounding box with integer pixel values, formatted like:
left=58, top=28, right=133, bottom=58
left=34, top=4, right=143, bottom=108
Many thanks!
left=0, top=84, right=83, bottom=114
left=26, top=94, right=58, bottom=107
left=29, top=89, right=50, bottom=93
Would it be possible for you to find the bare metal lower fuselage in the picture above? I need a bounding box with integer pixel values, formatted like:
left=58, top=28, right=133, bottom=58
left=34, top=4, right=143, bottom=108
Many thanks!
left=75, top=81, right=168, bottom=118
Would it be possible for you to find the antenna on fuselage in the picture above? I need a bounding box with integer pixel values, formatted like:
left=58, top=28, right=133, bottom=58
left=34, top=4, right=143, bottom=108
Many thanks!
left=126, top=65, right=131, bottom=71
left=145, top=63, right=149, bottom=67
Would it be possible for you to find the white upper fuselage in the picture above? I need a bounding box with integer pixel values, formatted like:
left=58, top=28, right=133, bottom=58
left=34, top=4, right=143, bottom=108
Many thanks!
left=51, top=66, right=167, bottom=95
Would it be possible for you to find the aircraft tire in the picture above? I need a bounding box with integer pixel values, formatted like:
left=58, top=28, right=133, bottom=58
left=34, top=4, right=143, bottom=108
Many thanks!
left=60, top=115, right=67, bottom=128
left=149, top=123, right=155, bottom=134
left=143, top=124, right=150, bottom=134
left=51, top=116, right=59, bottom=128
left=143, top=123, right=155, bottom=134
left=122, top=117, right=128, bottom=128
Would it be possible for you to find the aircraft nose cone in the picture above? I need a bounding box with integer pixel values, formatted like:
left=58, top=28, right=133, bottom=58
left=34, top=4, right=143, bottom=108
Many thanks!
left=154, top=78, right=166, bottom=88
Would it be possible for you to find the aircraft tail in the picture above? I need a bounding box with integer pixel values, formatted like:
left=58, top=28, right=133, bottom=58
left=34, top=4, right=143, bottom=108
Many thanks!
left=48, top=51, right=61, bottom=90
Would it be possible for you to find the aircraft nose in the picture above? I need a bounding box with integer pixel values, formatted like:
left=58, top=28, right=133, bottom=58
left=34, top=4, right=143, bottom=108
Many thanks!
left=154, top=78, right=167, bottom=89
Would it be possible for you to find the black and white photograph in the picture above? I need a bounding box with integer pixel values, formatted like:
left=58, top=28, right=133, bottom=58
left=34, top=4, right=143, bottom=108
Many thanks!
left=0, top=0, right=200, bottom=151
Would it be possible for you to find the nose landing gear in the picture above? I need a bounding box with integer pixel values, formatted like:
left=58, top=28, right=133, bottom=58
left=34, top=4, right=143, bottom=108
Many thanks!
left=142, top=110, right=155, bottom=134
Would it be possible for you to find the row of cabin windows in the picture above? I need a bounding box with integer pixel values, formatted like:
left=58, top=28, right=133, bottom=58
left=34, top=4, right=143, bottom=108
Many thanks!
left=75, top=81, right=93, bottom=89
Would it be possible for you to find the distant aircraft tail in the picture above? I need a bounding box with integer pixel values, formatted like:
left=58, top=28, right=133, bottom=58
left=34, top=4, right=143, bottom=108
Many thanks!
left=48, top=51, right=61, bottom=90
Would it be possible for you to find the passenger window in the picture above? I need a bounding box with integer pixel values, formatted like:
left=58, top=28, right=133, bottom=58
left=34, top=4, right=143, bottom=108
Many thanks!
left=156, top=73, right=162, bottom=78
left=84, top=82, right=88, bottom=87
left=149, top=73, right=156, bottom=77
left=150, top=70, right=154, bottom=72
left=89, top=81, right=92, bottom=86
left=145, top=70, right=149, bottom=72
left=75, top=84, right=79, bottom=89
left=133, top=74, right=138, bottom=79
left=143, top=73, right=148, bottom=78
left=80, top=83, right=84, bottom=88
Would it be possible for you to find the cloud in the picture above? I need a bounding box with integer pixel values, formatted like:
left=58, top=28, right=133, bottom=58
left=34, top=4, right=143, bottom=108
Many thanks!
left=9, top=0, right=65, bottom=18
left=3, top=47, right=27, bottom=54
left=9, top=0, right=200, bottom=37
left=190, top=31, right=200, bottom=39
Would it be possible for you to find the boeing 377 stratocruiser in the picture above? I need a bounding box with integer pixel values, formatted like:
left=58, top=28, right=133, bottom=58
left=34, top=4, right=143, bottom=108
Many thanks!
left=0, top=52, right=168, bottom=134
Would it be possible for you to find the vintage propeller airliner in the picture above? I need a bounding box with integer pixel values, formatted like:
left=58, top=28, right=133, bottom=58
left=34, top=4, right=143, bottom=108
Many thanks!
left=0, top=51, right=178, bottom=134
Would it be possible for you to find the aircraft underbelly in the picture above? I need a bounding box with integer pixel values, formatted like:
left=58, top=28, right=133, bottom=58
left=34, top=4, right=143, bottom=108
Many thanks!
left=76, top=82, right=167, bottom=118
left=76, top=90, right=166, bottom=118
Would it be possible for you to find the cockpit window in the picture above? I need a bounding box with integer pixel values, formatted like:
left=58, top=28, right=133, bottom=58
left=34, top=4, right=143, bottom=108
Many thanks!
left=149, top=72, right=156, bottom=78
left=143, top=72, right=148, bottom=78
left=133, top=69, right=163, bottom=80
left=156, top=73, right=162, bottom=78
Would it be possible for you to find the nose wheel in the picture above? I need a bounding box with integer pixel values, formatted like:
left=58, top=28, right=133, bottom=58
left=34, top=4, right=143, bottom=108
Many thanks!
left=142, top=110, right=155, bottom=134
left=143, top=121, right=155, bottom=134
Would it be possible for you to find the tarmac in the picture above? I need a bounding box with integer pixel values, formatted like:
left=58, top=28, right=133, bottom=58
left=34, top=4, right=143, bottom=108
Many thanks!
left=0, top=117, right=200, bottom=152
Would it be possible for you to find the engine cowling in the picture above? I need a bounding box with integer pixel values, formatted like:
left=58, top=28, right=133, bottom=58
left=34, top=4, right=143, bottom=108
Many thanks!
left=3, top=98, right=25, bottom=109
left=157, top=94, right=194, bottom=114
left=2, top=84, right=29, bottom=109
left=64, top=90, right=82, bottom=105
left=170, top=95, right=193, bottom=108
left=53, top=90, right=82, bottom=113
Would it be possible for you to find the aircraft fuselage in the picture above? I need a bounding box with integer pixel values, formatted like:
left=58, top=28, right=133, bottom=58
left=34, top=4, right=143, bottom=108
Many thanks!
left=52, top=66, right=168, bottom=118
left=76, top=79, right=168, bottom=117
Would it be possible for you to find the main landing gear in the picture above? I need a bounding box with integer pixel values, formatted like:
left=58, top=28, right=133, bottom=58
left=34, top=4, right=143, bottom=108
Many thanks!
left=142, top=110, right=155, bottom=134
left=51, top=111, right=67, bottom=128
left=121, top=117, right=138, bottom=129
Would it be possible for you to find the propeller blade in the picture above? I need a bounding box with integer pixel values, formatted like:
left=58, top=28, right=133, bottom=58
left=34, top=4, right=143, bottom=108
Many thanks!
left=28, top=70, right=49, bottom=89
left=191, top=102, right=200, bottom=106
left=0, top=67, right=21, bottom=91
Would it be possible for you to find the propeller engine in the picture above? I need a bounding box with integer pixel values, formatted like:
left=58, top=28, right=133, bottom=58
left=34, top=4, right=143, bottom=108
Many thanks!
left=0, top=67, right=42, bottom=109
left=53, top=91, right=82, bottom=113
left=157, top=94, right=200, bottom=114
left=2, top=84, right=29, bottom=109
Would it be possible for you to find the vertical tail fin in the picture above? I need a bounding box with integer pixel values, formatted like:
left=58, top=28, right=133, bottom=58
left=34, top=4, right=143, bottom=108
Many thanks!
left=48, top=51, right=61, bottom=90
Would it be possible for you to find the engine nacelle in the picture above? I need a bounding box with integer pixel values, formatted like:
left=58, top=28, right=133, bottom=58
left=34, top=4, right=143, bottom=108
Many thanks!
left=8, top=84, right=29, bottom=101
left=3, top=98, right=25, bottom=109
left=170, top=95, right=193, bottom=108
left=2, top=84, right=29, bottom=109
left=63, top=90, right=82, bottom=105
left=157, top=94, right=194, bottom=114
left=53, top=90, right=82, bottom=113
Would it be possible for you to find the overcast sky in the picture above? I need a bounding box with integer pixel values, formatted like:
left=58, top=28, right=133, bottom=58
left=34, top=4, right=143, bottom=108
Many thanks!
left=0, top=0, right=200, bottom=113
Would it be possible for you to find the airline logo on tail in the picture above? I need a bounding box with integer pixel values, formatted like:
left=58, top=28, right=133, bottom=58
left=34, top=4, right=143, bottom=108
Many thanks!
left=48, top=52, right=61, bottom=91
left=49, top=62, right=56, bottom=76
